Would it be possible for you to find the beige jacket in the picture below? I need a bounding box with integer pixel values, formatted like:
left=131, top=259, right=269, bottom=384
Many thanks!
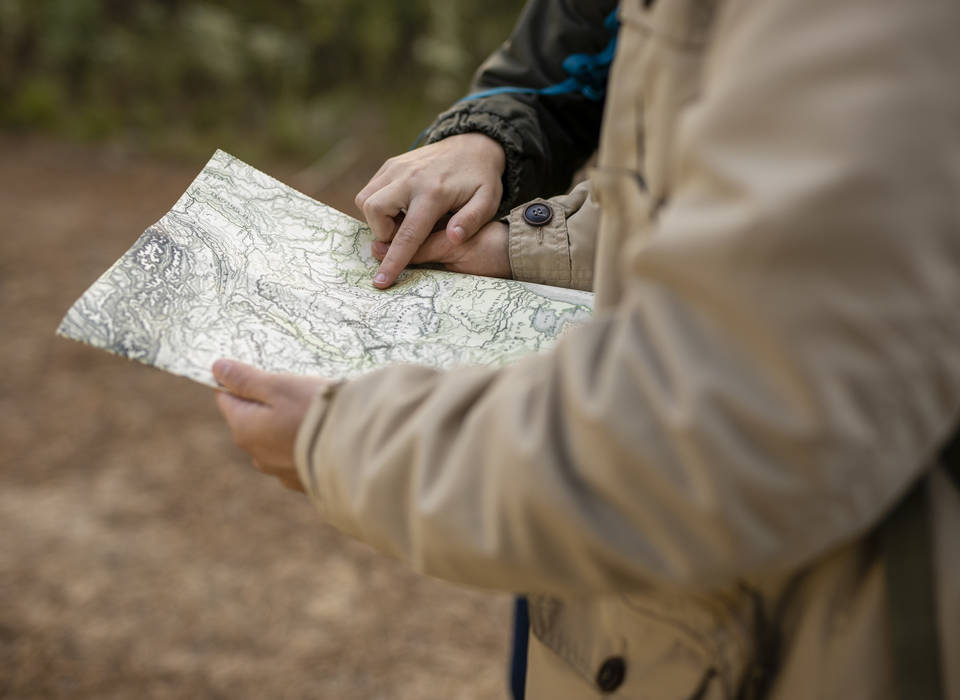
left=297, top=0, right=960, bottom=696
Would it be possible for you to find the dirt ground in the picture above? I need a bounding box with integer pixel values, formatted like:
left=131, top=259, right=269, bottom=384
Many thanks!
left=0, top=138, right=512, bottom=699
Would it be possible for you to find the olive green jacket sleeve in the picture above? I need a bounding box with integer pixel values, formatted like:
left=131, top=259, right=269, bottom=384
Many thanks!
left=296, top=0, right=960, bottom=598
left=423, top=0, right=617, bottom=214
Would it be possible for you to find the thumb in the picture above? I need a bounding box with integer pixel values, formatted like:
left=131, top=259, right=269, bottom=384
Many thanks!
left=212, top=359, right=272, bottom=403
left=446, top=184, right=500, bottom=244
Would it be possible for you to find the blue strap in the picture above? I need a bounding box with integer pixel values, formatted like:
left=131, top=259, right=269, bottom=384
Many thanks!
left=508, top=596, right=530, bottom=700
left=412, top=8, right=620, bottom=149
left=458, top=8, right=620, bottom=105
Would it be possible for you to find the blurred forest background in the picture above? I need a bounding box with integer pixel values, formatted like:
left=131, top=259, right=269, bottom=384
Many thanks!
left=0, top=0, right=517, bottom=160
left=1, top=2, right=523, bottom=698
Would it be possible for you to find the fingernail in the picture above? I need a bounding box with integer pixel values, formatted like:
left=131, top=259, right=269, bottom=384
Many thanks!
left=212, top=359, right=232, bottom=379
left=451, top=225, right=466, bottom=242
left=374, top=273, right=388, bottom=285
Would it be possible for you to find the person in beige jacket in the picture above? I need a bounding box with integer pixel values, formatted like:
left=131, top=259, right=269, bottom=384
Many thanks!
left=212, top=0, right=960, bottom=696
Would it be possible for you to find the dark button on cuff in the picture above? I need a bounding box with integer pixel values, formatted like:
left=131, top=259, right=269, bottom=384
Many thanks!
left=596, top=656, right=626, bottom=693
left=522, top=202, right=553, bottom=226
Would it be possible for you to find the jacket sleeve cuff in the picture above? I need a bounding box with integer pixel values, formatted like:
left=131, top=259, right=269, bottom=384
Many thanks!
left=295, top=379, right=344, bottom=505
left=424, top=108, right=526, bottom=217
left=507, top=186, right=596, bottom=292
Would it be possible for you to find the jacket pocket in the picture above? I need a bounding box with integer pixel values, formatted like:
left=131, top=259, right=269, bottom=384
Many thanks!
left=618, top=587, right=756, bottom=699
left=528, top=588, right=754, bottom=699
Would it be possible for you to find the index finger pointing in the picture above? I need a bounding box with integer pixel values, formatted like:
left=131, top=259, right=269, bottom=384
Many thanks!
left=373, top=197, right=447, bottom=288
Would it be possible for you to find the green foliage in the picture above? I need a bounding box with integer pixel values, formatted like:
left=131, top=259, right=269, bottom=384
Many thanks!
left=0, top=0, right=517, bottom=160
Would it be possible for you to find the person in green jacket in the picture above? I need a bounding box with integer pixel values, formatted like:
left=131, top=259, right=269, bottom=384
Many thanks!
left=359, top=0, right=617, bottom=292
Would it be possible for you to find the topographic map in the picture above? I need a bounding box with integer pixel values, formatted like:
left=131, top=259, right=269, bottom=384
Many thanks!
left=58, top=150, right=594, bottom=387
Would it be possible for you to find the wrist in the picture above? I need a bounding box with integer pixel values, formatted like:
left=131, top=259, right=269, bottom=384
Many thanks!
left=448, top=132, right=506, bottom=178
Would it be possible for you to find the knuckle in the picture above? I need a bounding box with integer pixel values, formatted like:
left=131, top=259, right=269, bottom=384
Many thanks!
left=406, top=161, right=427, bottom=178
left=371, top=223, right=395, bottom=243
left=361, top=196, right=380, bottom=217
left=393, top=226, right=422, bottom=247
left=421, top=180, right=447, bottom=202
left=364, top=199, right=397, bottom=227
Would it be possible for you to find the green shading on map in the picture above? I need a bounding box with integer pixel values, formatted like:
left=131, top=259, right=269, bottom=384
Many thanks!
left=58, top=150, right=594, bottom=387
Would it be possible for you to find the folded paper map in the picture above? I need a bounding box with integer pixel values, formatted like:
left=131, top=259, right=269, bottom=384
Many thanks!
left=57, top=150, right=594, bottom=387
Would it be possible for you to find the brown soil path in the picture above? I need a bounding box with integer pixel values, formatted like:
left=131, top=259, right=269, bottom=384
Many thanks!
left=0, top=138, right=510, bottom=699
